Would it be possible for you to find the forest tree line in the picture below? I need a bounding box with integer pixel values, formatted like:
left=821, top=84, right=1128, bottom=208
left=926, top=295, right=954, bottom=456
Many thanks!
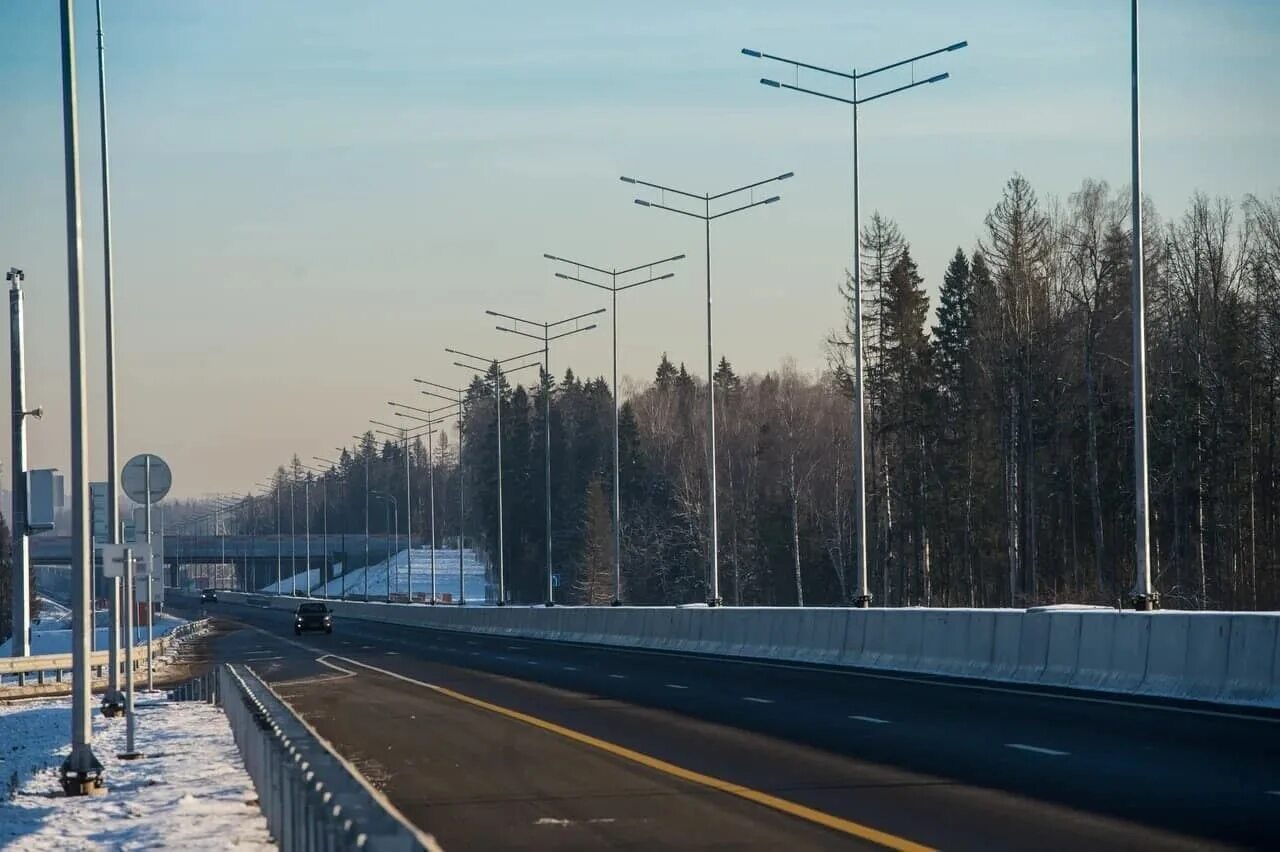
left=233, top=174, right=1280, bottom=610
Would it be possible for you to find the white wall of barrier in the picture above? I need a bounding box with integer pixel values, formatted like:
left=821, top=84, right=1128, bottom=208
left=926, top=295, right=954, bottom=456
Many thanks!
left=215, top=593, right=1280, bottom=710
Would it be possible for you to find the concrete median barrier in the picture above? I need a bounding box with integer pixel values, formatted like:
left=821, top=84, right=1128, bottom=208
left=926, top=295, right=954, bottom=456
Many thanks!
left=211, top=590, right=1280, bottom=710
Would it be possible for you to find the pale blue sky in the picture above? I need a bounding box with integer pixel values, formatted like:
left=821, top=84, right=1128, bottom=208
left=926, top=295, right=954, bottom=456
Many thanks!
left=1, top=1, right=1277, bottom=497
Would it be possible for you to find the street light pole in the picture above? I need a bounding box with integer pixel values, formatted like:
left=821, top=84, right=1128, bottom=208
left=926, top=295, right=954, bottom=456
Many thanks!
left=315, top=456, right=342, bottom=598
left=57, top=0, right=103, bottom=793
left=623, top=171, right=793, bottom=605
left=93, top=0, right=125, bottom=714
left=544, top=252, right=684, bottom=605
left=448, top=348, right=542, bottom=604
left=1129, top=0, right=1156, bottom=610
left=490, top=309, right=603, bottom=605
left=417, top=381, right=471, bottom=604
left=745, top=40, right=965, bottom=606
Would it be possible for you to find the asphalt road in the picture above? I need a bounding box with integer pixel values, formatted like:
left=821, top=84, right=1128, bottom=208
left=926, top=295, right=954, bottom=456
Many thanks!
left=199, top=601, right=1280, bottom=851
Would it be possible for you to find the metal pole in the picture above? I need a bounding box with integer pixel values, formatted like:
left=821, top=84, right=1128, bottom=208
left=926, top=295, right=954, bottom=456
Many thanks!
left=8, top=271, right=31, bottom=662
left=705, top=198, right=721, bottom=606
left=123, top=545, right=135, bottom=756
left=495, top=372, right=505, bottom=605
left=428, top=423, right=437, bottom=603
left=364, top=450, right=370, bottom=600
left=95, top=0, right=123, bottom=700
left=458, top=388, right=466, bottom=604
left=144, top=457, right=152, bottom=692
left=1131, top=0, right=1156, bottom=610
left=289, top=474, right=296, bottom=595
left=852, top=79, right=871, bottom=607
left=304, top=479, right=311, bottom=596
left=545, top=326, right=553, bottom=605
left=321, top=478, right=328, bottom=599
left=275, top=484, right=281, bottom=592
left=405, top=438, right=413, bottom=600
left=59, top=0, right=102, bottom=786
left=612, top=283, right=622, bottom=605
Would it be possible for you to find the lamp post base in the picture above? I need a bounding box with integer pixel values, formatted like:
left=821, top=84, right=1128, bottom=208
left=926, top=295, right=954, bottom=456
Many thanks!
left=59, top=746, right=106, bottom=797
left=101, top=688, right=126, bottom=718
left=706, top=597, right=723, bottom=608
left=1131, top=592, right=1160, bottom=612
left=611, top=599, right=622, bottom=607
left=853, top=594, right=873, bottom=609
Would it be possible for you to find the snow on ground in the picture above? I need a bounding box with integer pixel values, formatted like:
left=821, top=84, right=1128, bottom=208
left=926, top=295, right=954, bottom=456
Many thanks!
left=259, top=547, right=490, bottom=602
left=0, top=695, right=274, bottom=850
left=258, top=567, right=324, bottom=596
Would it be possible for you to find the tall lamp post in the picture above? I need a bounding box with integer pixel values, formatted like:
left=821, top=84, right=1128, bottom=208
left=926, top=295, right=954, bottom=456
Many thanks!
left=489, top=308, right=602, bottom=606
left=543, top=251, right=684, bottom=604
left=744, top=39, right=965, bottom=606
left=346, top=438, right=372, bottom=600
left=370, top=491, right=398, bottom=600
left=386, top=402, right=459, bottom=603
left=372, top=419, right=415, bottom=599
left=447, top=348, right=542, bottom=604
left=93, top=0, right=125, bottom=716
left=1129, top=0, right=1156, bottom=610
left=623, top=170, right=793, bottom=605
left=256, top=478, right=282, bottom=593
left=418, top=380, right=472, bottom=605
left=56, top=0, right=104, bottom=794
left=315, top=456, right=344, bottom=598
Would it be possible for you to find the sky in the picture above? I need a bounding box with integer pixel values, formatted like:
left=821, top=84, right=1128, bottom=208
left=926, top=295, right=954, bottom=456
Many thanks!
left=1, top=0, right=1277, bottom=499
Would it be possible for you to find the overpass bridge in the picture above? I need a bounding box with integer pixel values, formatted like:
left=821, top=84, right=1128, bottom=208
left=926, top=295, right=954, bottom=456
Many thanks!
left=30, top=533, right=412, bottom=591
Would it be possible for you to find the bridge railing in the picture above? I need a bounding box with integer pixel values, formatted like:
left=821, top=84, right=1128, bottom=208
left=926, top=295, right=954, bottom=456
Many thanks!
left=0, top=618, right=209, bottom=689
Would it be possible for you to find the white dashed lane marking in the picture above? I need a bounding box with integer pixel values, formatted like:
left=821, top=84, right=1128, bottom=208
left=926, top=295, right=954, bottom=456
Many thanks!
left=742, top=697, right=774, bottom=704
left=849, top=715, right=890, bottom=724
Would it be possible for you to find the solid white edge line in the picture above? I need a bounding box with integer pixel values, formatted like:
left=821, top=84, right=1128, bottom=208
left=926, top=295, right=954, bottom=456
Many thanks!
left=1005, top=743, right=1070, bottom=757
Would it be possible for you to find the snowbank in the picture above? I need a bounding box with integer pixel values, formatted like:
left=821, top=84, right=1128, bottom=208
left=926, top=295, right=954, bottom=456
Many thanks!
left=259, top=547, right=490, bottom=602
left=0, top=695, right=273, bottom=850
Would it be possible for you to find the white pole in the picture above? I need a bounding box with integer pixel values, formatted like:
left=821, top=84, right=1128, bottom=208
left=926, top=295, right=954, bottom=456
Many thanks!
left=851, top=78, right=871, bottom=607
left=58, top=0, right=103, bottom=789
left=144, top=457, right=153, bottom=692
left=95, top=0, right=124, bottom=710
left=1130, top=0, right=1156, bottom=609
left=429, top=423, right=437, bottom=603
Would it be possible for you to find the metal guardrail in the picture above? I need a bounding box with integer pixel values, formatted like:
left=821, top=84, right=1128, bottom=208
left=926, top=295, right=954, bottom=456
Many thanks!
left=168, top=668, right=220, bottom=703
left=0, top=618, right=210, bottom=685
left=220, top=663, right=438, bottom=852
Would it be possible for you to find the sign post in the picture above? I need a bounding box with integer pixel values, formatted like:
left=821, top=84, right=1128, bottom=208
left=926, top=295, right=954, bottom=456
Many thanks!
left=93, top=481, right=124, bottom=716
left=101, top=543, right=139, bottom=758
left=122, top=454, right=170, bottom=694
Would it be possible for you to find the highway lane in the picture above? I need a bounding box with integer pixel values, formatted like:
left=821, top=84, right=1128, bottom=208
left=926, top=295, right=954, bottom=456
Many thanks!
left=207, top=601, right=1279, bottom=850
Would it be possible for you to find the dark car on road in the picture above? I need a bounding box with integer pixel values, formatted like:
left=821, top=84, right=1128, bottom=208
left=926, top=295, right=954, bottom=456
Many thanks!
left=200, top=589, right=218, bottom=603
left=294, top=602, right=333, bottom=635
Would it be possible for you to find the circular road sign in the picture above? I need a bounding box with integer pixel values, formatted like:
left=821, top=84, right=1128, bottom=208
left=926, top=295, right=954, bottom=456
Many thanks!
left=122, top=453, right=172, bottom=504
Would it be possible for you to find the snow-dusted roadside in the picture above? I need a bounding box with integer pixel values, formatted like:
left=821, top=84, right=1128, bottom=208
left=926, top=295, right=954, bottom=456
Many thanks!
left=0, top=695, right=274, bottom=850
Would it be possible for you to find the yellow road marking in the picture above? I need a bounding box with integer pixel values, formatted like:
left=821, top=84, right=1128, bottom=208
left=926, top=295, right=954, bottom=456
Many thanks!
left=333, top=654, right=933, bottom=852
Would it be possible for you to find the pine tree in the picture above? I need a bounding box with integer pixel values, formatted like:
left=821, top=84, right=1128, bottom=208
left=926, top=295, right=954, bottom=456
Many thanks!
left=574, top=480, right=614, bottom=605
